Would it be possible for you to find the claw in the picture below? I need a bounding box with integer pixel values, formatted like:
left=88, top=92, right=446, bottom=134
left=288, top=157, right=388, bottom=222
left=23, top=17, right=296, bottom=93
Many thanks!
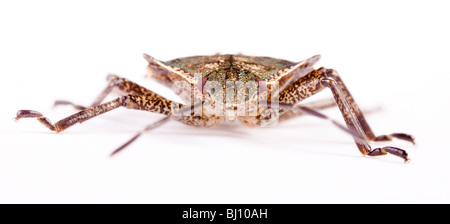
left=368, top=146, right=409, bottom=162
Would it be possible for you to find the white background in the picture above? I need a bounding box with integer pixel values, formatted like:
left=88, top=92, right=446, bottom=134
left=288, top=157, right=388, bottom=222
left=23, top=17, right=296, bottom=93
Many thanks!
left=1, top=0, right=449, bottom=203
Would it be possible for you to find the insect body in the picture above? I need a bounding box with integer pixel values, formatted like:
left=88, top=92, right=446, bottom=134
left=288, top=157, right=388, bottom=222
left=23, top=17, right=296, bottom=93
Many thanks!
left=15, top=54, right=414, bottom=161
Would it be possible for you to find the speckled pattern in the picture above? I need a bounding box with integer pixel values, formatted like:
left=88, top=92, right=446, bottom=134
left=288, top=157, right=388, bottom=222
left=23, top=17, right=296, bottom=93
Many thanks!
left=15, top=54, right=414, bottom=160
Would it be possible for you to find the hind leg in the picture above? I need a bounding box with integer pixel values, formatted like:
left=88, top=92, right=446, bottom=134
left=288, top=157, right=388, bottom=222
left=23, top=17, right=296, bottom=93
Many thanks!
left=54, top=74, right=157, bottom=110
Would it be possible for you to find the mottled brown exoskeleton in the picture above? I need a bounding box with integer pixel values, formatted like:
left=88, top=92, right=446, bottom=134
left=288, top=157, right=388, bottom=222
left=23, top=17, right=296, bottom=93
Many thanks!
left=15, top=54, right=414, bottom=161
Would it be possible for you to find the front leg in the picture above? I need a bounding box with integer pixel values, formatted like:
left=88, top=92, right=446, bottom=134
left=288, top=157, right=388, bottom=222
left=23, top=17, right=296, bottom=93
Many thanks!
left=16, top=97, right=124, bottom=132
left=16, top=92, right=175, bottom=133
left=321, top=69, right=415, bottom=145
left=277, top=68, right=414, bottom=161
left=16, top=92, right=219, bottom=155
left=54, top=74, right=159, bottom=110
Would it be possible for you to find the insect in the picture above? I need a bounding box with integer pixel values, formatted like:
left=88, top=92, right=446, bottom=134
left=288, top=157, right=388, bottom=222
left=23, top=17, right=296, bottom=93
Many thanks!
left=15, top=54, right=415, bottom=161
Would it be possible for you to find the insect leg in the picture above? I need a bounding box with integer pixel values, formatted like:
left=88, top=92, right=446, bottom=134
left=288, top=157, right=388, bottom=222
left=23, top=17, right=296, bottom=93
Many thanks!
left=17, top=91, right=208, bottom=155
left=16, top=97, right=125, bottom=132
left=276, top=68, right=371, bottom=155
left=321, top=69, right=415, bottom=144
left=54, top=74, right=157, bottom=110
left=320, top=69, right=412, bottom=161
left=110, top=116, right=171, bottom=156
left=278, top=98, right=336, bottom=122
left=277, top=103, right=365, bottom=142
left=110, top=102, right=211, bottom=156
left=277, top=68, right=412, bottom=161
left=16, top=92, right=174, bottom=133
left=279, top=98, right=382, bottom=123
